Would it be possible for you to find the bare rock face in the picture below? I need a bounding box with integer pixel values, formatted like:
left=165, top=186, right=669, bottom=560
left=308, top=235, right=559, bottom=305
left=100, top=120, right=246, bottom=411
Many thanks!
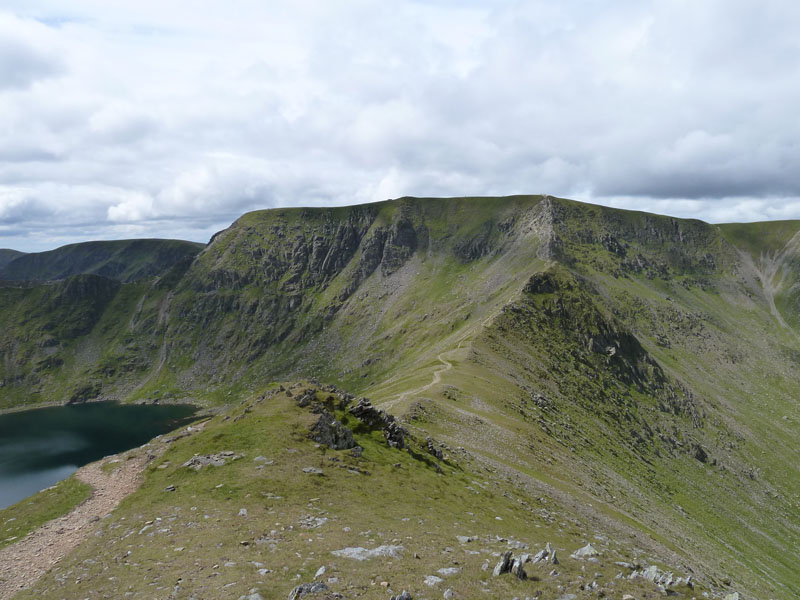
left=380, top=216, right=418, bottom=276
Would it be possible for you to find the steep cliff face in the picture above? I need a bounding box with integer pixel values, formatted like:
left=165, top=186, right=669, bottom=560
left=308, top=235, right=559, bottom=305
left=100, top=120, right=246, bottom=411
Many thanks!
left=135, top=197, right=545, bottom=391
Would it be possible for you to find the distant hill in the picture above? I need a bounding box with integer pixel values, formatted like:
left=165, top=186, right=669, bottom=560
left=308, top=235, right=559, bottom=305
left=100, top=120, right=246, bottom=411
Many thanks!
left=0, top=249, right=26, bottom=270
left=0, top=239, right=205, bottom=283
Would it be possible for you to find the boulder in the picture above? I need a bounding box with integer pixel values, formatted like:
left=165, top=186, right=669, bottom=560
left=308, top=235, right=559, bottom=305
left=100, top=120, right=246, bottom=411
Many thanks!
left=571, top=543, right=599, bottom=559
left=492, top=551, right=513, bottom=576
left=510, top=557, right=527, bottom=580
left=331, top=545, right=403, bottom=560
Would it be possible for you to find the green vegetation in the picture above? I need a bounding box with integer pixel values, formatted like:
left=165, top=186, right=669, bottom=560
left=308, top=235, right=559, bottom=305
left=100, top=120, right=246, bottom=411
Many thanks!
left=0, top=476, right=91, bottom=550
left=719, top=219, right=800, bottom=259
left=2, top=195, right=800, bottom=598
left=0, top=249, right=26, bottom=270
left=19, top=386, right=708, bottom=600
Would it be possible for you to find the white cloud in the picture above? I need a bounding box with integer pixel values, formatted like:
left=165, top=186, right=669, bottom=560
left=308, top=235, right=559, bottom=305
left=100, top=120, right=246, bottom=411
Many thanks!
left=1, top=1, right=800, bottom=251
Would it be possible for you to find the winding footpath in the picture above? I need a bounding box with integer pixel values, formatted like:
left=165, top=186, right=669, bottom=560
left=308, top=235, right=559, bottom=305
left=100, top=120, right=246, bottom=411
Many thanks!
left=0, top=451, right=152, bottom=599
left=383, top=310, right=500, bottom=411
left=384, top=350, right=456, bottom=411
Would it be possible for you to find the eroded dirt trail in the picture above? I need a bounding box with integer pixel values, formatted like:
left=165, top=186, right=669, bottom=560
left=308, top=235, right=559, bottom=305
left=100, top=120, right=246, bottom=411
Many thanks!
left=383, top=344, right=464, bottom=411
left=0, top=451, right=153, bottom=599
left=382, top=310, right=500, bottom=411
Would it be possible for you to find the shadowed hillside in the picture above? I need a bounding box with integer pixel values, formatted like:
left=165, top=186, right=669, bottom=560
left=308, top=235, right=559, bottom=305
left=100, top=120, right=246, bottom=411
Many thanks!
left=0, top=250, right=26, bottom=270
left=0, top=239, right=204, bottom=283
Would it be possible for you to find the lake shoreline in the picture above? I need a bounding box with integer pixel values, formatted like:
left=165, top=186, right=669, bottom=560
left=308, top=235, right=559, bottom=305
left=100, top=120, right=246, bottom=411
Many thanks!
left=0, top=402, right=201, bottom=509
left=0, top=396, right=206, bottom=417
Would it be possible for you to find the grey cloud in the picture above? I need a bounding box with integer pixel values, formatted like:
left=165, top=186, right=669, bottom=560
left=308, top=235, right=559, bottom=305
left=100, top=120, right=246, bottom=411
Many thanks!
left=0, top=29, right=63, bottom=91
left=0, top=147, right=60, bottom=163
left=0, top=194, right=43, bottom=224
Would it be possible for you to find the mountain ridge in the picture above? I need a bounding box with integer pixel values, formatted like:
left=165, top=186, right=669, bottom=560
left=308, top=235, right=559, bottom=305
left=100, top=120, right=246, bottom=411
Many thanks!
left=0, top=238, right=205, bottom=284
left=1, top=195, right=798, bottom=599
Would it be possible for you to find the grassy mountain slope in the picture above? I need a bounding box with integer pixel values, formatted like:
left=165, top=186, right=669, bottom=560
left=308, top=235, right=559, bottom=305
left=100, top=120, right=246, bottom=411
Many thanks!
left=0, top=239, right=204, bottom=283
left=1, top=196, right=799, bottom=599
left=14, top=384, right=708, bottom=600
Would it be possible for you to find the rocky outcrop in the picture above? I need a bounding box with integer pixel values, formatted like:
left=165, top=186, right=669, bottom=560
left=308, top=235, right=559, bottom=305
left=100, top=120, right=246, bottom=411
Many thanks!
left=492, top=550, right=527, bottom=580
left=287, top=581, right=328, bottom=600
left=453, top=222, right=495, bottom=262
left=571, top=543, right=600, bottom=559
left=426, top=436, right=443, bottom=460
left=531, top=541, right=559, bottom=565
left=349, top=398, right=408, bottom=449
left=182, top=450, right=243, bottom=471
left=625, top=564, right=693, bottom=589
left=292, top=386, right=357, bottom=450
left=380, top=216, right=417, bottom=276
left=310, top=409, right=355, bottom=450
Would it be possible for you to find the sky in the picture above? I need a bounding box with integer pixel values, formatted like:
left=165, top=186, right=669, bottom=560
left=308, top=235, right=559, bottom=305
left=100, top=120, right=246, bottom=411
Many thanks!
left=1, top=1, right=800, bottom=252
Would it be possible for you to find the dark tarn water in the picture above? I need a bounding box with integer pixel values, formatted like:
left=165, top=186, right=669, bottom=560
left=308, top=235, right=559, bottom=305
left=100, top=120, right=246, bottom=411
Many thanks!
left=0, top=402, right=198, bottom=509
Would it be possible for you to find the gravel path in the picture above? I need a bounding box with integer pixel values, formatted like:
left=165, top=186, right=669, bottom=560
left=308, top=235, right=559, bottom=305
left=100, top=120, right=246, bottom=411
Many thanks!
left=0, top=449, right=154, bottom=599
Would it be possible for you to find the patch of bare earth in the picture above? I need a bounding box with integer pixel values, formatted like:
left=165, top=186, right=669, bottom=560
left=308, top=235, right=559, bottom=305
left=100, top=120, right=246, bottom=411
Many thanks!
left=0, top=446, right=161, bottom=599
